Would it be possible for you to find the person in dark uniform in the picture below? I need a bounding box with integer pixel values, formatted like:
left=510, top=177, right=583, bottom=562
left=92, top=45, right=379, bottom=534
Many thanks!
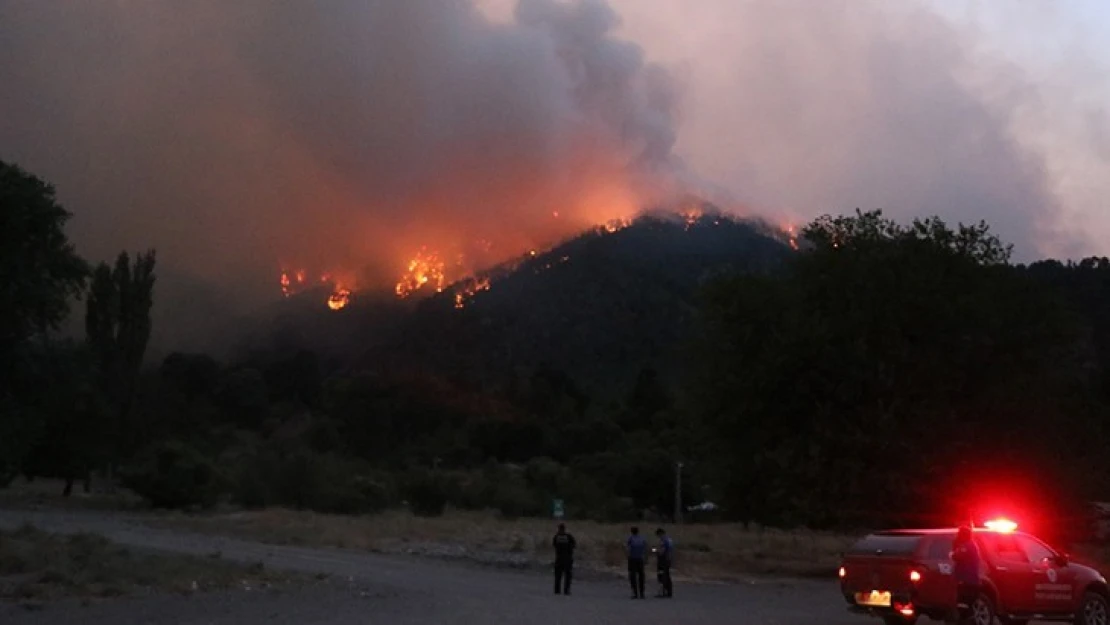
left=552, top=523, right=576, bottom=595
left=626, top=526, right=647, bottom=598
left=654, top=527, right=674, bottom=598
left=950, top=525, right=981, bottom=618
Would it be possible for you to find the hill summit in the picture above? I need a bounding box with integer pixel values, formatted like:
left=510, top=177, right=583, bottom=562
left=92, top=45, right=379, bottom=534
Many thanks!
left=364, top=207, right=796, bottom=396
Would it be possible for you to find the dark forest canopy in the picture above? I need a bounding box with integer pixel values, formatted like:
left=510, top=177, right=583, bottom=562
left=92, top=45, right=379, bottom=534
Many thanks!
left=5, top=159, right=1110, bottom=537
left=691, top=209, right=1110, bottom=532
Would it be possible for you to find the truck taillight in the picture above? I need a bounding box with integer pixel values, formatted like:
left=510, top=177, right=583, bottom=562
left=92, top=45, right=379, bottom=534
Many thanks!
left=909, top=570, right=922, bottom=583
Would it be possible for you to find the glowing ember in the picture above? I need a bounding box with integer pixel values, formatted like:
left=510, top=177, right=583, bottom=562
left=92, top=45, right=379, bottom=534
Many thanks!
left=453, top=276, right=491, bottom=309
left=680, top=207, right=702, bottom=230
left=395, top=247, right=447, bottom=298
left=327, top=286, right=351, bottom=310
left=279, top=266, right=355, bottom=311
left=785, top=224, right=799, bottom=251
left=602, top=218, right=631, bottom=233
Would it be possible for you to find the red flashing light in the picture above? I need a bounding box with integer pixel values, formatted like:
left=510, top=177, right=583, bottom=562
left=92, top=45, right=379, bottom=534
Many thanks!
left=983, top=519, right=1018, bottom=533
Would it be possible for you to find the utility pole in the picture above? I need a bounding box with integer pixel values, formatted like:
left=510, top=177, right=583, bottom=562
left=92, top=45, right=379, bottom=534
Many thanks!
left=674, top=461, right=684, bottom=524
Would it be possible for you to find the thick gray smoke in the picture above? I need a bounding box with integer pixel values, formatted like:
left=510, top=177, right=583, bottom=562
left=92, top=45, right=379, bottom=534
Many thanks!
left=0, top=0, right=682, bottom=353
left=2, top=0, right=1106, bottom=354
left=603, top=0, right=1107, bottom=259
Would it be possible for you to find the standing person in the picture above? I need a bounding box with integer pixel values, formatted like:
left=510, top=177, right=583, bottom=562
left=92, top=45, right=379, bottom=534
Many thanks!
left=552, top=523, right=576, bottom=595
left=626, top=526, right=648, bottom=599
left=654, top=527, right=674, bottom=598
left=949, top=525, right=981, bottom=620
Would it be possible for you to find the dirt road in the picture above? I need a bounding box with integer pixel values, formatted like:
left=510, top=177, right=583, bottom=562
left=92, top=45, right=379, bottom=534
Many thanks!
left=0, top=508, right=860, bottom=624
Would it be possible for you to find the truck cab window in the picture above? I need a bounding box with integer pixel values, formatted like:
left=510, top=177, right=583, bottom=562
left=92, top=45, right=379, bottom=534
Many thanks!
left=983, top=534, right=1029, bottom=563
left=1017, top=535, right=1057, bottom=565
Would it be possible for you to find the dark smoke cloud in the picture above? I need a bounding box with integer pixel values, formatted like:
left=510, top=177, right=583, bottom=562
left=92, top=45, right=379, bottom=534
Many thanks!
left=0, top=0, right=682, bottom=353
left=1, top=0, right=1104, bottom=354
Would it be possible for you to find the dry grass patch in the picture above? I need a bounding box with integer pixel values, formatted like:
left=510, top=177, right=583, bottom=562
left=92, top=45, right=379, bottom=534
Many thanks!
left=0, top=524, right=305, bottom=604
left=0, top=479, right=145, bottom=512
left=145, top=508, right=857, bottom=581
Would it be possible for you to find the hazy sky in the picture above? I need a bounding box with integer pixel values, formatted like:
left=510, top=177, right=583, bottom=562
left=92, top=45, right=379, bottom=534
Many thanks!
left=2, top=0, right=1109, bottom=345
left=478, top=0, right=1110, bottom=260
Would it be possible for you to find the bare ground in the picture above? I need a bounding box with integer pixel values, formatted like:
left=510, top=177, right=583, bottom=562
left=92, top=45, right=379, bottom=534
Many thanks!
left=0, top=480, right=857, bottom=581
left=141, top=507, right=854, bottom=582
left=0, top=506, right=863, bottom=624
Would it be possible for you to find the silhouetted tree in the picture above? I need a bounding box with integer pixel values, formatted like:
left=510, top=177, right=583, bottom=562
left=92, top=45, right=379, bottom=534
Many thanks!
left=691, top=209, right=1097, bottom=528
left=85, top=249, right=156, bottom=491
left=0, top=160, right=89, bottom=485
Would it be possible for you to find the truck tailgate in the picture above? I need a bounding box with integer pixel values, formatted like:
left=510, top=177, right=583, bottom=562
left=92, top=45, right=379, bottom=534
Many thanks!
left=843, top=555, right=917, bottom=607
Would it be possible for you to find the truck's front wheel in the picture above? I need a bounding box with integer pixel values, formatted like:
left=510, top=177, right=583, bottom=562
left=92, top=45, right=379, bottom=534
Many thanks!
left=1077, top=591, right=1109, bottom=625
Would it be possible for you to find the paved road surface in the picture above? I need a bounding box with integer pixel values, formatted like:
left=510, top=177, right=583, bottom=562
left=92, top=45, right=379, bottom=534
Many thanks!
left=0, top=508, right=863, bottom=624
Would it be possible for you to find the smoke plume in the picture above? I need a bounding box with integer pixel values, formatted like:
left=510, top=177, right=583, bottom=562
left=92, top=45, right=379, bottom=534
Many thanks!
left=0, top=0, right=681, bottom=342
left=2, top=0, right=1107, bottom=353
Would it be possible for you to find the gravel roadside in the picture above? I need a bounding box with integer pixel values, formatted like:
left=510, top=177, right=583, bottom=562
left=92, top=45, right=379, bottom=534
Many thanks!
left=0, top=507, right=860, bottom=624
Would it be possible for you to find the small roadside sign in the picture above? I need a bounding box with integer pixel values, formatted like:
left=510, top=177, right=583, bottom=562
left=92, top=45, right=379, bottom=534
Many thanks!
left=552, top=498, right=565, bottom=519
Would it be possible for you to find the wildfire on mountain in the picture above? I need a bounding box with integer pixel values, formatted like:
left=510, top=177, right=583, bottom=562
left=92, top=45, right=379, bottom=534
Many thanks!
left=327, top=286, right=352, bottom=310
left=395, top=247, right=447, bottom=298
left=453, top=276, right=491, bottom=309
left=283, top=204, right=769, bottom=311
left=784, top=224, right=800, bottom=250
left=280, top=268, right=309, bottom=298
left=601, top=217, right=632, bottom=233
left=680, top=207, right=702, bottom=230
left=279, top=266, right=354, bottom=311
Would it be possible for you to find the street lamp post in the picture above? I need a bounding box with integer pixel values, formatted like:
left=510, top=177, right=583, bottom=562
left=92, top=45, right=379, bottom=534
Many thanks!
left=674, top=461, right=684, bottom=524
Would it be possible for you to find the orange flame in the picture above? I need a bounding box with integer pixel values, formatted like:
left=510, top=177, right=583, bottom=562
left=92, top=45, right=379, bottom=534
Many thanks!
left=784, top=224, right=799, bottom=251
left=327, top=286, right=351, bottom=310
left=680, top=207, right=702, bottom=230
left=395, top=247, right=447, bottom=298
left=601, top=217, right=631, bottom=233
left=280, top=266, right=354, bottom=311
left=454, top=276, right=491, bottom=309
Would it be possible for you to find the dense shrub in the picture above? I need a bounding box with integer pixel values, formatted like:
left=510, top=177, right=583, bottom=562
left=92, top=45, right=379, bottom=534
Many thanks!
left=230, top=447, right=393, bottom=514
left=404, top=470, right=449, bottom=517
left=119, top=441, right=224, bottom=509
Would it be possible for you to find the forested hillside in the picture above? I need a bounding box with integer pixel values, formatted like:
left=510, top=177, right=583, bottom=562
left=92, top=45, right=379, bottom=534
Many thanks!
left=369, top=211, right=793, bottom=396
left=7, top=158, right=1110, bottom=539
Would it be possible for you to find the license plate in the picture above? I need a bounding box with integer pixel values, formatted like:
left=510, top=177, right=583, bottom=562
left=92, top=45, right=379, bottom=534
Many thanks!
left=856, top=590, right=892, bottom=607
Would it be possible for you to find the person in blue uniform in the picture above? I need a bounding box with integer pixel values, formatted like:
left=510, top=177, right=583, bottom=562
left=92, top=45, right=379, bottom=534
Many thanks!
left=552, top=523, right=576, bottom=595
left=626, top=526, right=648, bottom=598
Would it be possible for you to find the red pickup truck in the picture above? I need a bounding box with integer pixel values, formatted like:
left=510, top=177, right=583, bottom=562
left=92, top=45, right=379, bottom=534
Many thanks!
left=838, top=521, right=1110, bottom=625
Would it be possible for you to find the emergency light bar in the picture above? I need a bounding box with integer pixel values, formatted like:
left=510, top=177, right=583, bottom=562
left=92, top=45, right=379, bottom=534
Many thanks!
left=982, top=518, right=1017, bottom=533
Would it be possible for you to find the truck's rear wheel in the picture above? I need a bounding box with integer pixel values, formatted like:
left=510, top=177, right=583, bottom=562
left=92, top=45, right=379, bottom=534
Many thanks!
left=967, top=592, right=996, bottom=625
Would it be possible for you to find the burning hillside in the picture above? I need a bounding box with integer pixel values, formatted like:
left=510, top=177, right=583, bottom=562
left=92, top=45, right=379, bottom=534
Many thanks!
left=395, top=248, right=447, bottom=298
left=366, top=211, right=798, bottom=396
left=279, top=267, right=356, bottom=311
left=277, top=205, right=801, bottom=311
